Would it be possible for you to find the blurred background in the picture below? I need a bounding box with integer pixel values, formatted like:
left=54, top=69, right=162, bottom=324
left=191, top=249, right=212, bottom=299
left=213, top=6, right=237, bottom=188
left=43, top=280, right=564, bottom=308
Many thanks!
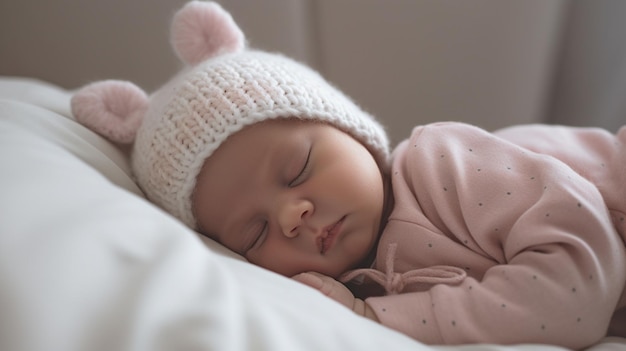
left=1, top=0, right=625, bottom=146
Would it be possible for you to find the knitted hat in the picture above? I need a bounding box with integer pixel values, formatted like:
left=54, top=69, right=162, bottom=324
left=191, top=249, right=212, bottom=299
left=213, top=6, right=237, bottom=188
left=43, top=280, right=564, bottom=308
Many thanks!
left=71, top=1, right=390, bottom=229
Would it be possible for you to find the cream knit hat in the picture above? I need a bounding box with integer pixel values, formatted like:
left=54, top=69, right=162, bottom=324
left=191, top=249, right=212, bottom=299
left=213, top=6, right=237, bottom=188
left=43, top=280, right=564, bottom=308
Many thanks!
left=71, top=1, right=389, bottom=229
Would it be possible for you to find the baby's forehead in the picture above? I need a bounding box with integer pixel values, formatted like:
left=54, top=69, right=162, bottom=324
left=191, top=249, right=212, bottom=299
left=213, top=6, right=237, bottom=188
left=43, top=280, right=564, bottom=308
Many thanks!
left=201, top=117, right=313, bottom=166
left=210, top=117, right=385, bottom=172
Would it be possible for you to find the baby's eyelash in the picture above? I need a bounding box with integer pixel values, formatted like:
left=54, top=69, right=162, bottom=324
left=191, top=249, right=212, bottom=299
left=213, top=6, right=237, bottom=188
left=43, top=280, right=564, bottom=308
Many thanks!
left=245, top=221, right=267, bottom=253
left=289, top=147, right=312, bottom=187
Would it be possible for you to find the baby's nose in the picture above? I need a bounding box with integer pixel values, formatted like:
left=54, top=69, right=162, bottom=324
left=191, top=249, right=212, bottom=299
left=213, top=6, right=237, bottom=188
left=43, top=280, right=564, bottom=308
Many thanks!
left=278, top=199, right=313, bottom=238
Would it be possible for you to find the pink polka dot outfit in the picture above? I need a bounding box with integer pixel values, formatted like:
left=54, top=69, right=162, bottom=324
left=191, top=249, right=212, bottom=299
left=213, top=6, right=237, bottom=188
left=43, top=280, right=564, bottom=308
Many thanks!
left=344, top=122, right=626, bottom=349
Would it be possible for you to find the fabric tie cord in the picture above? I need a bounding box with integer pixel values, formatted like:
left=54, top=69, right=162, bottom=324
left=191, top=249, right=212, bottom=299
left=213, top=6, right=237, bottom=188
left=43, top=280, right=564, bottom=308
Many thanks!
left=340, top=243, right=467, bottom=295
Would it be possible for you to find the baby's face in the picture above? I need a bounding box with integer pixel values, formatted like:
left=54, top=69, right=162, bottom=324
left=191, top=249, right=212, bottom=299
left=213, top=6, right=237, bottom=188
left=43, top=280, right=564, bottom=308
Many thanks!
left=193, top=119, right=386, bottom=278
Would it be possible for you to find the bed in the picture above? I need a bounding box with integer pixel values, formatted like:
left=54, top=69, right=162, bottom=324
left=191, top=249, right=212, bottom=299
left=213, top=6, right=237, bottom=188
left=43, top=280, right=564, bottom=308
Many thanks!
left=0, top=76, right=624, bottom=351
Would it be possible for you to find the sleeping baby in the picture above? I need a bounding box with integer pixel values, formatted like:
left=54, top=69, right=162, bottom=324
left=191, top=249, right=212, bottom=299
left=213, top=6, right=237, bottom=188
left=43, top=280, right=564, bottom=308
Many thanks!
left=70, top=1, right=626, bottom=349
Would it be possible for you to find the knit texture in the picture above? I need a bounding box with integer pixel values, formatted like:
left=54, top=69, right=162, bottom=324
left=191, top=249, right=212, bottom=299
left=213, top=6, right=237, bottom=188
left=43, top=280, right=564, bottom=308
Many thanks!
left=132, top=51, right=390, bottom=229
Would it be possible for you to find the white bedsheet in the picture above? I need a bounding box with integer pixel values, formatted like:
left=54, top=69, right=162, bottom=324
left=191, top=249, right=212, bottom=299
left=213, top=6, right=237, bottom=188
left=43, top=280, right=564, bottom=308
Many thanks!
left=0, top=76, right=623, bottom=350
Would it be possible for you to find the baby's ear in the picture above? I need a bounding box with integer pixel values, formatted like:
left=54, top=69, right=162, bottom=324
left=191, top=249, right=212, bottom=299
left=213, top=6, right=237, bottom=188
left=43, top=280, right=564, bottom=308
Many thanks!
left=71, top=80, right=148, bottom=144
left=171, top=1, right=245, bottom=65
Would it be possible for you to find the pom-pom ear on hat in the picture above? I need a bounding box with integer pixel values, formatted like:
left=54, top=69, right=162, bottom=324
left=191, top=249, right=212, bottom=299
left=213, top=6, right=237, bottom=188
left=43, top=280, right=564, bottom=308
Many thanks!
left=71, top=80, right=149, bottom=144
left=171, top=0, right=245, bottom=65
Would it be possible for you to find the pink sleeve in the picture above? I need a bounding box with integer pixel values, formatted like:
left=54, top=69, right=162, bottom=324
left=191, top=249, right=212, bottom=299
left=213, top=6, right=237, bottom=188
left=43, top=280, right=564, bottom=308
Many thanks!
left=366, top=122, right=626, bottom=348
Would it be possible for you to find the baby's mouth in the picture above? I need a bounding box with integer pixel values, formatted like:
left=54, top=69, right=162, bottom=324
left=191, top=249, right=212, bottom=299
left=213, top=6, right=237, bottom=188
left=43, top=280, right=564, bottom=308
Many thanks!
left=319, top=216, right=345, bottom=254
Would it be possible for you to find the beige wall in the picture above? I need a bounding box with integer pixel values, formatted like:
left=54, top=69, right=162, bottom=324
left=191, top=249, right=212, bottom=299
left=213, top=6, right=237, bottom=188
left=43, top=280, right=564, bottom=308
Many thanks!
left=1, top=0, right=568, bottom=146
left=313, top=0, right=566, bottom=144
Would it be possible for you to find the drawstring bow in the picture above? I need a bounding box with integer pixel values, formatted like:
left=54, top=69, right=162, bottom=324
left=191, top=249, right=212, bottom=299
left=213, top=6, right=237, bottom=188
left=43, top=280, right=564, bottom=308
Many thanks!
left=340, top=243, right=466, bottom=295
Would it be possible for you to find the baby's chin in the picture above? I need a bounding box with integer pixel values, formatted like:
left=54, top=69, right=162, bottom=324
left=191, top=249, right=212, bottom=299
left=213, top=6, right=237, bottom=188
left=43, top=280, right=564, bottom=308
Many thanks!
left=287, top=262, right=350, bottom=280
left=326, top=256, right=371, bottom=279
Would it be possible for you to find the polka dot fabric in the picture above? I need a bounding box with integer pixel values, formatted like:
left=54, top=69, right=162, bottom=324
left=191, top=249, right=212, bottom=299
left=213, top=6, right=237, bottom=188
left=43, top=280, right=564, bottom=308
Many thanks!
left=345, top=122, right=626, bottom=348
